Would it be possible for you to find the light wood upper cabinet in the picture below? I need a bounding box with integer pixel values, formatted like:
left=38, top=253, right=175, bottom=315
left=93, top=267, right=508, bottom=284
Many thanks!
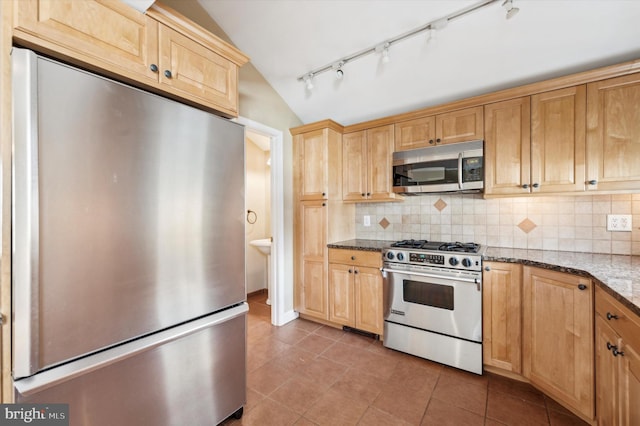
left=595, top=286, right=640, bottom=426
left=530, top=86, right=586, bottom=193
left=482, top=262, right=522, bottom=373
left=157, top=24, right=238, bottom=115
left=328, top=249, right=383, bottom=336
left=586, top=73, right=640, bottom=192
left=13, top=0, right=248, bottom=117
left=522, top=266, right=594, bottom=421
left=343, top=124, right=400, bottom=202
left=14, top=0, right=159, bottom=83
left=295, top=127, right=341, bottom=201
left=395, top=106, right=483, bottom=151
left=484, top=97, right=531, bottom=196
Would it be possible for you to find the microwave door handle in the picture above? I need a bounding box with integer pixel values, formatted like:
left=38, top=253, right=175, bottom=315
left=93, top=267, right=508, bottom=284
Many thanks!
left=458, top=152, right=463, bottom=190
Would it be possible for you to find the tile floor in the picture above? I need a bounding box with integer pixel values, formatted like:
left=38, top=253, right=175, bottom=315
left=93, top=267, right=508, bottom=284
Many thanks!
left=221, top=292, right=588, bottom=425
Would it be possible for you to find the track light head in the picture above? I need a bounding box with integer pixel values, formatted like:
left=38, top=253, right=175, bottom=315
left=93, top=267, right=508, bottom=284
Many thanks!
left=332, top=61, right=345, bottom=80
left=502, top=0, right=519, bottom=19
left=303, top=74, right=314, bottom=90
left=376, top=42, right=391, bottom=64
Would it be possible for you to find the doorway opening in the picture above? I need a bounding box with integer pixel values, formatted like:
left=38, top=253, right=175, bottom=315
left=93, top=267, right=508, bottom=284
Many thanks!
left=236, top=117, right=288, bottom=326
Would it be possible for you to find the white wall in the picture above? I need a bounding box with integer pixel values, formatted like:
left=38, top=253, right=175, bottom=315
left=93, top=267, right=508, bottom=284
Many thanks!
left=245, top=139, right=271, bottom=293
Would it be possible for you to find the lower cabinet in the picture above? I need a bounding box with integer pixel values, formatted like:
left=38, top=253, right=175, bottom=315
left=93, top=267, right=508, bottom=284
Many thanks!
left=328, top=249, right=383, bottom=336
left=483, top=263, right=596, bottom=422
left=595, top=286, right=640, bottom=426
left=482, top=262, right=522, bottom=373
left=522, top=266, right=594, bottom=421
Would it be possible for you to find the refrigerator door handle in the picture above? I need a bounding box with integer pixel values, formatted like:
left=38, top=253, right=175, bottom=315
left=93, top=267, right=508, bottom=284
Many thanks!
left=14, top=303, right=248, bottom=396
left=12, top=48, right=41, bottom=379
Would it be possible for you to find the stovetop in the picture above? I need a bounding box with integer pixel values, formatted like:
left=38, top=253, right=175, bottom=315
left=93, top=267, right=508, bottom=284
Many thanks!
left=390, top=239, right=481, bottom=253
left=384, top=239, right=485, bottom=271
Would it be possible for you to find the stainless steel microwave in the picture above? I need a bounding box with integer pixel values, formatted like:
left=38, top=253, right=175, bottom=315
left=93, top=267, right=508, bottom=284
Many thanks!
left=392, top=140, right=484, bottom=194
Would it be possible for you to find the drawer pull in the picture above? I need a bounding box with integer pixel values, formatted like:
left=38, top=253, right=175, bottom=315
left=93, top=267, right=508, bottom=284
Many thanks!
left=606, top=312, right=619, bottom=320
left=607, top=342, right=614, bottom=351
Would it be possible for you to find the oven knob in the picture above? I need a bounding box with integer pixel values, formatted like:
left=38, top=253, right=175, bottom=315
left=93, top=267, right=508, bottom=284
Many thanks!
left=397, top=253, right=405, bottom=261
left=449, top=257, right=459, bottom=266
left=386, top=252, right=394, bottom=260
left=462, top=258, right=473, bottom=268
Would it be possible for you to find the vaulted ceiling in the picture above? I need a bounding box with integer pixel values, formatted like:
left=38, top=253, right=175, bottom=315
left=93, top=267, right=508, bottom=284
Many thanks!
left=198, top=0, right=640, bottom=126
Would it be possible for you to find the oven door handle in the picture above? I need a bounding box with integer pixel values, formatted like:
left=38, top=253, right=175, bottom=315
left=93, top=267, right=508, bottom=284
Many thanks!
left=382, top=267, right=481, bottom=287
left=458, top=152, right=463, bottom=190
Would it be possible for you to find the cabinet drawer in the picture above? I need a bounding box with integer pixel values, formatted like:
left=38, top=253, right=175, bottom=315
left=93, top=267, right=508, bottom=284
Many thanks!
left=595, top=286, right=640, bottom=350
left=328, top=249, right=381, bottom=268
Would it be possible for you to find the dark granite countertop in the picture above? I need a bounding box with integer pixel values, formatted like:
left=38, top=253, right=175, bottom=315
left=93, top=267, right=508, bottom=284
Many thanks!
left=327, top=240, right=640, bottom=317
left=327, top=239, right=396, bottom=252
left=484, top=247, right=640, bottom=317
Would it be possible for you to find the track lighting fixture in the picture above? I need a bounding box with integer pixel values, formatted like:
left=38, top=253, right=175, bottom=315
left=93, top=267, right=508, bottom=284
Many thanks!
left=303, top=74, right=314, bottom=90
left=381, top=43, right=390, bottom=63
left=426, top=27, right=436, bottom=43
left=502, top=0, right=519, bottom=19
left=297, top=0, right=505, bottom=92
left=333, top=61, right=345, bottom=79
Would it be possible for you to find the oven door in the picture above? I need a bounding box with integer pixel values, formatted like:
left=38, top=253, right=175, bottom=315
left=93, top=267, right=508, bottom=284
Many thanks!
left=383, top=266, right=482, bottom=343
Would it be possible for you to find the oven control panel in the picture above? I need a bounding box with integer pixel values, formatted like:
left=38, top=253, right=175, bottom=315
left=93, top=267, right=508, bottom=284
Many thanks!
left=384, top=248, right=484, bottom=271
left=409, top=252, right=444, bottom=265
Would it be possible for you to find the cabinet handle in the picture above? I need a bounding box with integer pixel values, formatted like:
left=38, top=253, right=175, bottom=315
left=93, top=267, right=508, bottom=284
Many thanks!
left=322, top=192, right=326, bottom=197
left=351, top=256, right=356, bottom=260
left=578, top=284, right=587, bottom=290
left=436, top=138, right=441, bottom=144
left=613, top=348, right=625, bottom=357
left=361, top=193, right=366, bottom=197
left=532, top=183, right=540, bottom=189
left=164, top=70, right=172, bottom=78
left=606, top=312, right=619, bottom=320
left=366, top=192, right=371, bottom=196
left=484, top=266, right=491, bottom=271
left=348, top=269, right=352, bottom=274
left=322, top=202, right=326, bottom=207
left=522, top=184, right=529, bottom=189
left=354, top=269, right=359, bottom=274
left=588, top=180, right=597, bottom=186
left=150, top=64, right=158, bottom=72
left=607, top=342, right=614, bottom=351
left=429, top=139, right=435, bottom=144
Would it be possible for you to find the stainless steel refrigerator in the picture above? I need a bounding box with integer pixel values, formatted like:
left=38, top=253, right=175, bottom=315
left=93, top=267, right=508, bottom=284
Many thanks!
left=12, top=48, right=247, bottom=425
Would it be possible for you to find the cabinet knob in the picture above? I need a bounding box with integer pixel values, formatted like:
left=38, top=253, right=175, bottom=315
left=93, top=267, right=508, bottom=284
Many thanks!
left=606, top=312, right=619, bottom=320
left=164, top=70, right=173, bottom=78
left=532, top=183, right=540, bottom=189
left=436, top=138, right=441, bottom=144
left=362, top=193, right=366, bottom=197
left=150, top=64, right=158, bottom=72
left=522, top=184, right=529, bottom=189
left=354, top=269, right=359, bottom=274
left=578, top=284, right=587, bottom=291
left=613, top=348, right=625, bottom=357
left=322, top=192, right=326, bottom=197
left=351, top=256, right=356, bottom=260
left=484, top=266, right=491, bottom=271
left=366, top=192, right=371, bottom=197
left=348, top=269, right=352, bottom=274
left=607, top=342, right=614, bottom=351
left=588, top=180, right=597, bottom=186
left=429, top=139, right=435, bottom=144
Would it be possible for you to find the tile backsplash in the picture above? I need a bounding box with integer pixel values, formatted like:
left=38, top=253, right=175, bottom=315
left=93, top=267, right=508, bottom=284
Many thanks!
left=355, top=194, right=640, bottom=255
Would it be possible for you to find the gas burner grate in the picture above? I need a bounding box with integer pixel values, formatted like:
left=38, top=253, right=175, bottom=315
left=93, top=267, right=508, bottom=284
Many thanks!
left=390, top=239, right=428, bottom=249
left=438, top=242, right=480, bottom=253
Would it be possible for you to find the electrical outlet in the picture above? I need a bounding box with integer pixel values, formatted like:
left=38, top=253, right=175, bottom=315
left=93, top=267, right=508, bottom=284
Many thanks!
left=363, top=215, right=371, bottom=227
left=607, top=214, right=632, bottom=232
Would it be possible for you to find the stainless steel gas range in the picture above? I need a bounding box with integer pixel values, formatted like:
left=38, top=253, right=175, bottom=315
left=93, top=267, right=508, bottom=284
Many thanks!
left=382, top=240, right=487, bottom=374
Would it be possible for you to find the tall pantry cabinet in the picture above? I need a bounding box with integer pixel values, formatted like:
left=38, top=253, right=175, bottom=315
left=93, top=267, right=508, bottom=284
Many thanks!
left=292, top=121, right=355, bottom=322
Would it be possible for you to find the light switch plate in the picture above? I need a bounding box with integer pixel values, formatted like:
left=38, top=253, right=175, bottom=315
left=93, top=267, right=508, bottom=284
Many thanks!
left=363, top=215, right=371, bottom=227
left=607, top=214, right=632, bottom=232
